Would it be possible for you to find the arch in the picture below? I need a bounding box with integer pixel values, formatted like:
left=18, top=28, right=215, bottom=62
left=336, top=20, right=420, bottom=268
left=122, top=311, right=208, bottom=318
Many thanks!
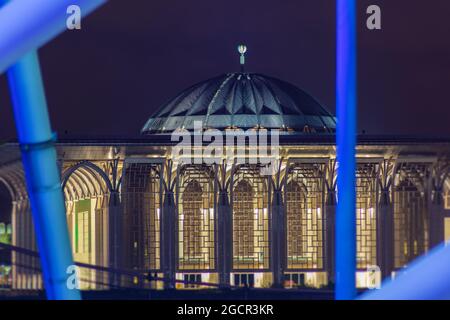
left=0, top=176, right=16, bottom=201
left=180, top=180, right=204, bottom=264
left=1, top=164, right=27, bottom=201
left=64, top=177, right=79, bottom=201
left=76, top=168, right=97, bottom=196
left=62, top=161, right=113, bottom=194
left=71, top=171, right=91, bottom=199
left=65, top=173, right=84, bottom=200
left=233, top=179, right=254, bottom=266
left=0, top=179, right=13, bottom=224
left=285, top=180, right=307, bottom=267
left=231, top=166, right=270, bottom=271
left=61, top=161, right=113, bottom=289
left=284, top=162, right=325, bottom=271
left=177, top=165, right=215, bottom=271
left=355, top=163, right=378, bottom=269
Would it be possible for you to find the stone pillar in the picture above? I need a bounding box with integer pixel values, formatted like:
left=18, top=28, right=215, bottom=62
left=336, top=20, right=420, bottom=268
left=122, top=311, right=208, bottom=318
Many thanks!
left=162, top=190, right=176, bottom=289
left=11, top=200, right=18, bottom=290
left=378, top=189, right=394, bottom=279
left=108, top=191, right=121, bottom=286
left=217, top=191, right=232, bottom=288
left=325, top=191, right=336, bottom=285
left=429, top=188, right=445, bottom=249
left=271, top=189, right=285, bottom=288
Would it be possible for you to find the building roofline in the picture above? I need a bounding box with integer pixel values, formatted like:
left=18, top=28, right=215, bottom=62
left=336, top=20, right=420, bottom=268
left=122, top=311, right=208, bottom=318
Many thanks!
left=2, top=134, right=450, bottom=147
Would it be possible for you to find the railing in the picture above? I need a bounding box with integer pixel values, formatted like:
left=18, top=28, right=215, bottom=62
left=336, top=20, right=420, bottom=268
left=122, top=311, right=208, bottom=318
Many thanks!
left=0, top=242, right=241, bottom=292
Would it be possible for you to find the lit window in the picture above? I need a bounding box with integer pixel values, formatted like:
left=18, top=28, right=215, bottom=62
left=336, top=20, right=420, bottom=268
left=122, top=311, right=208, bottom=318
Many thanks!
left=232, top=166, right=269, bottom=270
left=74, top=199, right=91, bottom=257
left=183, top=274, right=202, bottom=289
left=122, top=162, right=161, bottom=271
left=445, top=191, right=450, bottom=210
left=393, top=163, right=429, bottom=268
left=355, top=163, right=377, bottom=269
left=445, top=218, right=450, bottom=245
left=233, top=273, right=255, bottom=288
left=285, top=163, right=324, bottom=270
left=178, top=166, right=215, bottom=271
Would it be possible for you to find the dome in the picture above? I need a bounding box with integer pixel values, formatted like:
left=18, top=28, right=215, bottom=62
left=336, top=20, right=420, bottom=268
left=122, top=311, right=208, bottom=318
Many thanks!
left=141, top=73, right=336, bottom=134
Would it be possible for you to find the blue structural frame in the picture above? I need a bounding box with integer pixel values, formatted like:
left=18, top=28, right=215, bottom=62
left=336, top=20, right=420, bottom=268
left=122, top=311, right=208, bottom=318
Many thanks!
left=361, top=243, right=450, bottom=300
left=6, top=51, right=80, bottom=299
left=0, top=0, right=106, bottom=300
left=335, top=0, right=357, bottom=300
left=2, top=0, right=447, bottom=301
left=0, top=0, right=106, bottom=73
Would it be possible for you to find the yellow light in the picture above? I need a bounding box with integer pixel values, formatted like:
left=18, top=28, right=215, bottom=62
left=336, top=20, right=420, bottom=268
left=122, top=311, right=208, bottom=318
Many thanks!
left=369, top=208, right=374, bottom=219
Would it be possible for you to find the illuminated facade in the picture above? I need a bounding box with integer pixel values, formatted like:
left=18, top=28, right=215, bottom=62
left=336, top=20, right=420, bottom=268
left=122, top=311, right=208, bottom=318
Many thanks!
left=0, top=73, right=449, bottom=290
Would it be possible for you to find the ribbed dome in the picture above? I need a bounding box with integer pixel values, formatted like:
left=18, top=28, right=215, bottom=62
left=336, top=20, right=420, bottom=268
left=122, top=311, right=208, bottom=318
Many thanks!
left=141, top=73, right=336, bottom=134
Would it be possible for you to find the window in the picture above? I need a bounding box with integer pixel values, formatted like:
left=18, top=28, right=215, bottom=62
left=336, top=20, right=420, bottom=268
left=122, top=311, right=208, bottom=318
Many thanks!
left=182, top=181, right=203, bottom=259
left=233, top=180, right=255, bottom=260
left=74, top=199, right=91, bottom=256
left=76, top=210, right=90, bottom=254
left=445, top=190, right=450, bottom=210
left=393, top=163, right=429, bottom=268
left=284, top=273, right=305, bottom=288
left=445, top=218, right=450, bottom=245
left=0, top=223, right=12, bottom=244
left=355, top=163, right=377, bottom=269
left=233, top=273, right=255, bottom=287
left=183, top=274, right=202, bottom=289
left=232, top=166, right=269, bottom=270
left=178, top=166, right=215, bottom=270
left=122, top=163, right=161, bottom=271
left=285, top=163, right=324, bottom=270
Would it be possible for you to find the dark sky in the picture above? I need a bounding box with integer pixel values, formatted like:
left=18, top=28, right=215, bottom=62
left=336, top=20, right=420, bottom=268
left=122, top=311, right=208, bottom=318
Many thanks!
left=1, top=0, right=450, bottom=140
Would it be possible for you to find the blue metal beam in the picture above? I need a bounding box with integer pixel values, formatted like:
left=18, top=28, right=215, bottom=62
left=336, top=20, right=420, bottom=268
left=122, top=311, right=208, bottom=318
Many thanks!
left=0, top=0, right=106, bottom=73
left=360, top=244, right=450, bottom=300
left=0, top=0, right=106, bottom=299
left=7, top=51, right=80, bottom=300
left=335, top=0, right=357, bottom=300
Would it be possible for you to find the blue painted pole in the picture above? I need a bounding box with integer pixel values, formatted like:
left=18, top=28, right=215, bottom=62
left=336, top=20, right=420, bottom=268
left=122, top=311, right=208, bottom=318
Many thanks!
left=0, top=0, right=106, bottom=299
left=335, top=0, right=357, bottom=300
left=6, top=51, right=80, bottom=300
left=0, top=0, right=106, bottom=73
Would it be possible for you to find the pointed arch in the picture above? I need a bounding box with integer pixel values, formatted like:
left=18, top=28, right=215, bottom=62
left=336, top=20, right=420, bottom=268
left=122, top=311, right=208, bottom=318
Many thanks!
left=178, top=165, right=215, bottom=271
left=284, top=162, right=325, bottom=270
left=231, top=165, right=270, bottom=270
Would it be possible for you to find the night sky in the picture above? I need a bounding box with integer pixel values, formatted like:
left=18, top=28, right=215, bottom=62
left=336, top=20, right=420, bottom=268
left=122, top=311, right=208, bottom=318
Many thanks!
left=1, top=0, right=450, bottom=140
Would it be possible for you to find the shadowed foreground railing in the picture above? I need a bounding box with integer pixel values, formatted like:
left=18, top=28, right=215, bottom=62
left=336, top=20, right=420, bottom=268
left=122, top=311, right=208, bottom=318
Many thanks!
left=0, top=242, right=243, bottom=292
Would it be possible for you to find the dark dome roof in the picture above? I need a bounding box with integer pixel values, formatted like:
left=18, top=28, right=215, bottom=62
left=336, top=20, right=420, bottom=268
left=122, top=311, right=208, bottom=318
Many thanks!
left=141, top=73, right=336, bottom=134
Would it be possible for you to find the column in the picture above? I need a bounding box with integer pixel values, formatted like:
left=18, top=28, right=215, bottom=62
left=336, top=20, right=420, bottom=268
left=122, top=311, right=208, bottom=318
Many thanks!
left=108, top=191, right=121, bottom=286
left=11, top=200, right=17, bottom=290
left=378, top=189, right=394, bottom=280
left=271, top=189, right=285, bottom=288
left=325, top=190, right=336, bottom=285
left=217, top=190, right=232, bottom=288
left=162, top=190, right=176, bottom=289
left=429, top=187, right=445, bottom=249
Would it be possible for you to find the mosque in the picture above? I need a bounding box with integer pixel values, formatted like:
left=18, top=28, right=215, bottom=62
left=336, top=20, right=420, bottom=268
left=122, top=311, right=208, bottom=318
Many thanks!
left=0, top=50, right=450, bottom=291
